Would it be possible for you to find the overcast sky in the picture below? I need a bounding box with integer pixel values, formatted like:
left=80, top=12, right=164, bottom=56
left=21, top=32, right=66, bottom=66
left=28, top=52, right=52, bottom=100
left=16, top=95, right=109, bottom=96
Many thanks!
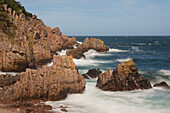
left=17, top=0, right=170, bottom=36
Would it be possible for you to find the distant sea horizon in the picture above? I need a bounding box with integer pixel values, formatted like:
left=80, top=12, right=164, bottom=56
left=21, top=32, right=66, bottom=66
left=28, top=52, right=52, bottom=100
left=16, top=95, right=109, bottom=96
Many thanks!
left=68, top=35, right=170, bottom=37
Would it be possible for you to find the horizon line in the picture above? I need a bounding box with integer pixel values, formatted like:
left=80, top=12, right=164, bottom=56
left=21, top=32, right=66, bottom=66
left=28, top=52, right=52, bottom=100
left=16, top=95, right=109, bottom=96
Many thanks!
left=67, top=34, right=170, bottom=37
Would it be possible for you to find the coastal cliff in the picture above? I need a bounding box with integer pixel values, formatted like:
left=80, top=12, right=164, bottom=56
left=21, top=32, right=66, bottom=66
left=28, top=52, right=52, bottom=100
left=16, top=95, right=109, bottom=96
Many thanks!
left=0, top=1, right=77, bottom=72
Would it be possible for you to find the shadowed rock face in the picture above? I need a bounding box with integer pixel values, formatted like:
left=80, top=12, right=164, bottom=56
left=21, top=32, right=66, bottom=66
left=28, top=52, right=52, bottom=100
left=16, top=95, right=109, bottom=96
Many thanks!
left=96, top=60, right=152, bottom=91
left=0, top=5, right=77, bottom=72
left=66, top=37, right=109, bottom=59
left=82, top=69, right=102, bottom=79
left=0, top=74, right=21, bottom=87
left=0, top=55, right=86, bottom=101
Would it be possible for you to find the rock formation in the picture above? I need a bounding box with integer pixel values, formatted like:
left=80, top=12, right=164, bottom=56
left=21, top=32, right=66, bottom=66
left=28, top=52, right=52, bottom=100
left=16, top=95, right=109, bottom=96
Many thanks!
left=82, top=69, right=102, bottom=79
left=96, top=60, right=152, bottom=91
left=153, top=81, right=170, bottom=88
left=0, top=4, right=77, bottom=72
left=66, top=37, right=109, bottom=59
left=0, top=74, right=21, bottom=87
left=0, top=55, right=86, bottom=101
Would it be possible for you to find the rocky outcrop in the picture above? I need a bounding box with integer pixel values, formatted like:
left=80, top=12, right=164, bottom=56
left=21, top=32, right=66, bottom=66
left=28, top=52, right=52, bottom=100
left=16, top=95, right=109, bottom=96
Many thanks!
left=82, top=69, right=102, bottom=79
left=0, top=55, right=86, bottom=101
left=66, top=37, right=109, bottom=59
left=0, top=74, right=21, bottom=87
left=153, top=81, right=170, bottom=88
left=96, top=60, right=152, bottom=91
left=0, top=4, right=77, bottom=72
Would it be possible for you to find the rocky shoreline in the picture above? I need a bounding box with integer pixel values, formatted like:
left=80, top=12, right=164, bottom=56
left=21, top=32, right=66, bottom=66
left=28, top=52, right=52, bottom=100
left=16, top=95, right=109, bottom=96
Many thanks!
left=0, top=1, right=170, bottom=113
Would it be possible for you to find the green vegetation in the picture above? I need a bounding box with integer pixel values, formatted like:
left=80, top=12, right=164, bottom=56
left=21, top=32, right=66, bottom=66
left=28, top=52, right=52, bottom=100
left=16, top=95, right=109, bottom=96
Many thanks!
left=0, top=0, right=32, bottom=40
left=0, top=0, right=11, bottom=33
left=0, top=0, right=32, bottom=17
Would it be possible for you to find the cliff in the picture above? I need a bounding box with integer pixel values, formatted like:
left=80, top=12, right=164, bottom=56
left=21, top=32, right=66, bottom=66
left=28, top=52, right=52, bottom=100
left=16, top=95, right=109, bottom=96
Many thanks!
left=0, top=1, right=77, bottom=72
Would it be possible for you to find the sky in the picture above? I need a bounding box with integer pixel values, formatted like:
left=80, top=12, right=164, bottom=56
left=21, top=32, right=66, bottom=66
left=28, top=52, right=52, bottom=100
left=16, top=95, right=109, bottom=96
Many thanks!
left=16, top=0, right=170, bottom=36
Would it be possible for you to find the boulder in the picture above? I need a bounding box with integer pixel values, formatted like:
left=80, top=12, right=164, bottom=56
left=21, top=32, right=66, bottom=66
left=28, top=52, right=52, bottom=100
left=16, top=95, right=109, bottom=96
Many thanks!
left=0, top=55, right=86, bottom=101
left=153, top=81, right=170, bottom=88
left=96, top=60, right=152, bottom=91
left=82, top=69, right=102, bottom=79
left=66, top=37, right=109, bottom=59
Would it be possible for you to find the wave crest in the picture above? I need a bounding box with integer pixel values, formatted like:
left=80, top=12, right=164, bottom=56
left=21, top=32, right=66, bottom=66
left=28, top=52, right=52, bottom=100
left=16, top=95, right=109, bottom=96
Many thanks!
left=109, top=48, right=129, bottom=52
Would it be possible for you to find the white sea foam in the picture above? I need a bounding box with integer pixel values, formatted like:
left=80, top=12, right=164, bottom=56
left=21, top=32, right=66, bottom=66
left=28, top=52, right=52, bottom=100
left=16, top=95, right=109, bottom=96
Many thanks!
left=0, top=71, right=20, bottom=76
left=77, top=41, right=82, bottom=44
left=73, top=58, right=112, bottom=66
left=109, top=48, right=129, bottom=52
left=84, top=49, right=111, bottom=58
left=157, top=69, right=170, bottom=76
left=46, top=61, right=53, bottom=67
left=45, top=82, right=170, bottom=113
left=132, top=46, right=143, bottom=52
left=115, top=57, right=132, bottom=62
left=57, top=49, right=68, bottom=56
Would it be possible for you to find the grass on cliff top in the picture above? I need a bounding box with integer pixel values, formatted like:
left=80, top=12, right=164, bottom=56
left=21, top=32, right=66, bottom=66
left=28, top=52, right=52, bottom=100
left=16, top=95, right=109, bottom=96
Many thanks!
left=0, top=0, right=32, bottom=17
left=0, top=0, right=32, bottom=40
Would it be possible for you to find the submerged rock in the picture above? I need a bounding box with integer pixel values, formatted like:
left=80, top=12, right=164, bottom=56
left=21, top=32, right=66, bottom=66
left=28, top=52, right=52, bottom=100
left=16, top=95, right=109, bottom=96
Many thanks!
left=0, top=55, right=86, bottom=101
left=66, top=37, right=109, bottom=59
left=153, top=81, right=170, bottom=88
left=96, top=60, right=152, bottom=91
left=82, top=69, right=102, bottom=79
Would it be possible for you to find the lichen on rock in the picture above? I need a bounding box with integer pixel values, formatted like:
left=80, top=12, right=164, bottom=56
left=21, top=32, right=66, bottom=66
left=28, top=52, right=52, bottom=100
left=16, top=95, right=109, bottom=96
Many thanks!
left=96, top=60, right=152, bottom=91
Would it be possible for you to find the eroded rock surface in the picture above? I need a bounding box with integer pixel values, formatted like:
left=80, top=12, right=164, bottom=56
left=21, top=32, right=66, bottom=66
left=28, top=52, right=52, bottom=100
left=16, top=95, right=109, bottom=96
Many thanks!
left=0, top=4, right=77, bottom=72
left=66, top=37, right=109, bottom=59
left=0, top=55, right=86, bottom=101
left=96, top=60, right=152, bottom=91
left=0, top=74, right=21, bottom=87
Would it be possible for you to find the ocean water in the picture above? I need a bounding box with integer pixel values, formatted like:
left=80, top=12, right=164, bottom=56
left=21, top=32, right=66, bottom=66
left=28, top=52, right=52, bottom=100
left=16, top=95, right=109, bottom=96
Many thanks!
left=46, top=36, right=170, bottom=113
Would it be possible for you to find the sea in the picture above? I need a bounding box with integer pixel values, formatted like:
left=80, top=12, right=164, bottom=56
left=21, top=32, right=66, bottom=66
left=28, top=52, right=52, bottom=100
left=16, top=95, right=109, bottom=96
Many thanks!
left=45, top=36, right=170, bottom=113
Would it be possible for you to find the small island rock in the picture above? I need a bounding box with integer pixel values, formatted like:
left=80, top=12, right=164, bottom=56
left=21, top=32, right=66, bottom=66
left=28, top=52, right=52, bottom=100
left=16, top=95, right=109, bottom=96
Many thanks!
left=96, top=60, right=152, bottom=91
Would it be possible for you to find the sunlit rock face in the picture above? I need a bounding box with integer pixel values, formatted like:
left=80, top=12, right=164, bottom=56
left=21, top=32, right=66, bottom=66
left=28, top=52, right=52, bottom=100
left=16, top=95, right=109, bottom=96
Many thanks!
left=0, top=55, right=86, bottom=101
left=97, top=60, right=152, bottom=91
left=66, top=37, right=109, bottom=59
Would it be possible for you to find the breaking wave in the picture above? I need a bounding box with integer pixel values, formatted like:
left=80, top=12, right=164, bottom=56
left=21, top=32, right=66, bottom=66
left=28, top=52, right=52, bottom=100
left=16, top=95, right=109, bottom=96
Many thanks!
left=115, top=57, right=133, bottom=62
left=157, top=69, right=170, bottom=76
left=109, top=48, right=129, bottom=52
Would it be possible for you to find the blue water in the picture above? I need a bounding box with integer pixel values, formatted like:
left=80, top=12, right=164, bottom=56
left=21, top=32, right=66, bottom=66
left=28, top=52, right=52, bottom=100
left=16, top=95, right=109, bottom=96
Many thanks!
left=75, top=36, right=170, bottom=83
left=47, top=36, right=170, bottom=113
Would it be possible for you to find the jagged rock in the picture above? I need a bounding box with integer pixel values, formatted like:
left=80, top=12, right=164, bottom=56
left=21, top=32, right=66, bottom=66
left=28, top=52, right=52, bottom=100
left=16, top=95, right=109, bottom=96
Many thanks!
left=82, top=69, right=102, bottom=79
left=153, top=81, right=170, bottom=88
left=66, top=37, right=109, bottom=59
left=0, top=74, right=21, bottom=87
left=96, top=60, right=152, bottom=91
left=0, top=55, right=86, bottom=101
left=0, top=4, right=77, bottom=72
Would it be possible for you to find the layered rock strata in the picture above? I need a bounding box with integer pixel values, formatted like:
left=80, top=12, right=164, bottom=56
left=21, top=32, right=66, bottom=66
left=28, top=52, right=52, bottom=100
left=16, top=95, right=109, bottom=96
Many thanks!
left=0, top=55, right=86, bottom=101
left=96, top=60, right=152, bottom=91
